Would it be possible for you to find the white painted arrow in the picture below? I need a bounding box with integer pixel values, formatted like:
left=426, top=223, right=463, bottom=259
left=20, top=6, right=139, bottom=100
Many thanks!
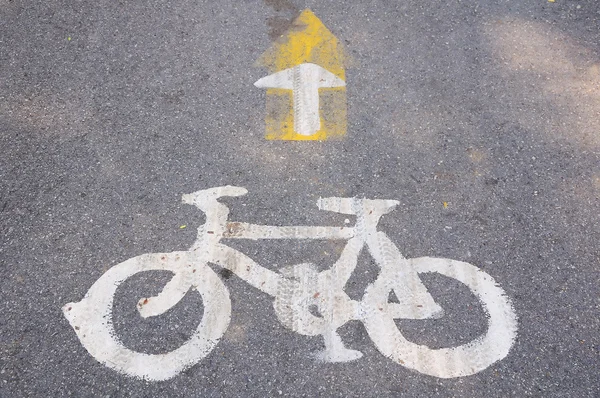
left=254, top=63, right=346, bottom=136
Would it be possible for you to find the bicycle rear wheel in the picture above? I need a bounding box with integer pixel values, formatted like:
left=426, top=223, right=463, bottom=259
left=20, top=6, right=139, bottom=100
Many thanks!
left=362, top=257, right=517, bottom=378
left=63, top=251, right=231, bottom=381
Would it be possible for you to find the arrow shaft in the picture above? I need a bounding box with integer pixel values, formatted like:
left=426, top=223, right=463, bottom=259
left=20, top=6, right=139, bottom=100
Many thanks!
left=292, top=67, right=321, bottom=136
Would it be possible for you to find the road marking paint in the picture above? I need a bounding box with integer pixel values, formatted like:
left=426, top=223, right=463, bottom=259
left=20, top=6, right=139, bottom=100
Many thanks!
left=255, top=63, right=345, bottom=136
left=255, top=9, right=350, bottom=140
left=63, top=251, right=231, bottom=381
left=64, top=186, right=517, bottom=380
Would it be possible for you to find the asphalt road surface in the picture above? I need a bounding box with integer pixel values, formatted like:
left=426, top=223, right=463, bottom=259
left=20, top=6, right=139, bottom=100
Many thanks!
left=1, top=0, right=599, bottom=396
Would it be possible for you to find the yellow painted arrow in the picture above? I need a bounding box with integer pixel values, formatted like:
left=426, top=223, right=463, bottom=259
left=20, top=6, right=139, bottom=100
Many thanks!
left=255, top=9, right=350, bottom=141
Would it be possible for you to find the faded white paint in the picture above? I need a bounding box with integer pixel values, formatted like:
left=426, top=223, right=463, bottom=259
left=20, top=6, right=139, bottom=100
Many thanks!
left=254, top=63, right=346, bottom=136
left=63, top=251, right=231, bottom=381
left=64, top=186, right=517, bottom=381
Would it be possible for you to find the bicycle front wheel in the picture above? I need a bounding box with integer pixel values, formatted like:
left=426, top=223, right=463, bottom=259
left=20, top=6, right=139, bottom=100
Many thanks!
left=63, top=251, right=231, bottom=381
left=362, top=257, right=518, bottom=378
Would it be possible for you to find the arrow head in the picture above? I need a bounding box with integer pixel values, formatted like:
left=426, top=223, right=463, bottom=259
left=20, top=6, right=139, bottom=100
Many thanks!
left=255, top=9, right=350, bottom=78
left=254, top=63, right=345, bottom=89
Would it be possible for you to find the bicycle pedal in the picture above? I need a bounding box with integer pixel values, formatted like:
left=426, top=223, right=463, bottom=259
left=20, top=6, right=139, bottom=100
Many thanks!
left=314, top=347, right=363, bottom=363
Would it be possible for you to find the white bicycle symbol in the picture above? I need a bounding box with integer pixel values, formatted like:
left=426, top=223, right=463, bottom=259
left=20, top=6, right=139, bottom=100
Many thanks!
left=63, top=186, right=517, bottom=381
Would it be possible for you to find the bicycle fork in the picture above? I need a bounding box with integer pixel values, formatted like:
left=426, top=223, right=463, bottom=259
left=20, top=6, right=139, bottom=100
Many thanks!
left=307, top=197, right=443, bottom=361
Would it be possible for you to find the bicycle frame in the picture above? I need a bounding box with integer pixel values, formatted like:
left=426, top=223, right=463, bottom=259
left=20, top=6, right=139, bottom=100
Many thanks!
left=180, top=186, right=400, bottom=299
left=175, top=186, right=441, bottom=361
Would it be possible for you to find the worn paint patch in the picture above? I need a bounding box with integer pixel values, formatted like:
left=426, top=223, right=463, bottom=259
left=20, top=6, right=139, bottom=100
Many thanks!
left=255, top=9, right=349, bottom=140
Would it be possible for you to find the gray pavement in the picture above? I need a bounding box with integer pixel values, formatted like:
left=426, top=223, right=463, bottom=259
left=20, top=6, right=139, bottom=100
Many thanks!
left=1, top=0, right=599, bottom=396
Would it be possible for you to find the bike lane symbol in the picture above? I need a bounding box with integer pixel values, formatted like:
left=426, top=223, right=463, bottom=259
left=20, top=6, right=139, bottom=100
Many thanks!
left=63, top=186, right=518, bottom=381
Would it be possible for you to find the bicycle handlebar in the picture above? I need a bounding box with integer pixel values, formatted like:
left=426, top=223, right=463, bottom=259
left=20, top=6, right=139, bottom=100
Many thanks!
left=182, top=186, right=400, bottom=226
left=317, top=197, right=400, bottom=216
left=182, top=186, right=248, bottom=208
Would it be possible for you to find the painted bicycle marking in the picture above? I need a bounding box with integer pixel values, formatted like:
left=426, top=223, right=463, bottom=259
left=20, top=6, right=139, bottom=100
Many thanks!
left=63, top=186, right=518, bottom=381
